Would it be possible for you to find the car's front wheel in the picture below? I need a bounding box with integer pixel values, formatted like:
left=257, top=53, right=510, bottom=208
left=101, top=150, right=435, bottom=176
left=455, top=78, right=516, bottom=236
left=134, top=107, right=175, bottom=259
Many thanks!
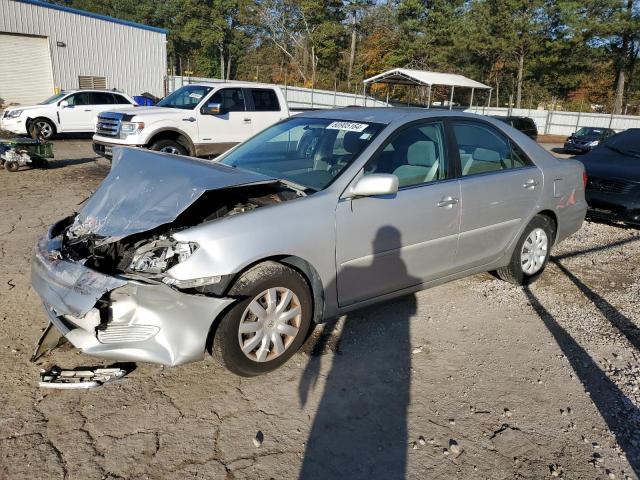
left=495, top=215, right=555, bottom=285
left=30, top=118, right=56, bottom=140
left=149, top=139, right=187, bottom=156
left=212, top=261, right=313, bottom=376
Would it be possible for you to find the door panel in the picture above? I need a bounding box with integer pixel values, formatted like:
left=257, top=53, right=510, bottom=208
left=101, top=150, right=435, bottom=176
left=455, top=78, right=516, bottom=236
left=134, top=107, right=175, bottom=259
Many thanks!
left=336, top=181, right=461, bottom=306
left=451, top=120, right=543, bottom=268
left=335, top=120, right=460, bottom=307
left=246, top=88, right=284, bottom=134
left=197, top=88, right=248, bottom=145
left=58, top=92, right=95, bottom=131
left=457, top=167, right=542, bottom=267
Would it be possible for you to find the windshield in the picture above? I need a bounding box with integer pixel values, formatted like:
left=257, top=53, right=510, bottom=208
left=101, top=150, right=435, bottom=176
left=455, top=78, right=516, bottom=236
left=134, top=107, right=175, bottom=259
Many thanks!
left=575, top=127, right=604, bottom=137
left=219, top=117, right=384, bottom=191
left=156, top=85, right=213, bottom=110
left=39, top=92, right=67, bottom=105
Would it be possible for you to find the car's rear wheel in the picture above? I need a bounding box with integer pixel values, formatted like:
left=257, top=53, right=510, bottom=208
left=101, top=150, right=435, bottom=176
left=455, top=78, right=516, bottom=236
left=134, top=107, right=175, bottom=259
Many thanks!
left=212, top=261, right=313, bottom=376
left=495, top=215, right=555, bottom=285
left=149, top=139, right=187, bottom=155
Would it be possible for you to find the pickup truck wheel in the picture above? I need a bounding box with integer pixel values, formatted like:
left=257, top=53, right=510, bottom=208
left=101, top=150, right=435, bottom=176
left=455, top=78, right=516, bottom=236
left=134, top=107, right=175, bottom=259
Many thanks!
left=495, top=215, right=555, bottom=285
left=149, top=139, right=187, bottom=156
left=213, top=261, right=312, bottom=377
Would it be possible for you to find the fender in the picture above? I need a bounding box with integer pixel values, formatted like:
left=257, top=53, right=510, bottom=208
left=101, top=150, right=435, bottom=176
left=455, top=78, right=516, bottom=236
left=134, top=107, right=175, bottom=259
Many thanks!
left=144, top=127, right=197, bottom=156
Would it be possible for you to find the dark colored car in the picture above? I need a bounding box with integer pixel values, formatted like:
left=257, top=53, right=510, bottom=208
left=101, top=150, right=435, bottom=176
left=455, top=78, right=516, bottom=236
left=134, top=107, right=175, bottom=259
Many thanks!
left=564, top=127, right=616, bottom=154
left=492, top=116, right=538, bottom=140
left=578, top=128, right=640, bottom=226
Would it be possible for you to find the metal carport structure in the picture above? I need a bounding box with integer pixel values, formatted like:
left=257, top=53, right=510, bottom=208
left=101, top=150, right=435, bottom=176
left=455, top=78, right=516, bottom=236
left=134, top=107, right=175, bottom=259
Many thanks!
left=363, top=68, right=492, bottom=109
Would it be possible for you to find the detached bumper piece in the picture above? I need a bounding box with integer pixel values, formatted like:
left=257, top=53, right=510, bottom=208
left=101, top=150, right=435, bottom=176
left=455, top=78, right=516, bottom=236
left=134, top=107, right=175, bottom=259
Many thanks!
left=39, top=366, right=127, bottom=390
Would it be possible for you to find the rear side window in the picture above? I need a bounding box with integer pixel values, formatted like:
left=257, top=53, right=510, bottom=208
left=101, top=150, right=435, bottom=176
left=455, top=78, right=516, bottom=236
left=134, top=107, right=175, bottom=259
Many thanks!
left=90, top=92, right=115, bottom=104
left=250, top=89, right=280, bottom=111
left=453, top=121, right=531, bottom=176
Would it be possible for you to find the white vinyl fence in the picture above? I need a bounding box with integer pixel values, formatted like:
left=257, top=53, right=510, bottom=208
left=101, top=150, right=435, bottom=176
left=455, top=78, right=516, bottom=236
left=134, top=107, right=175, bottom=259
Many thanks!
left=167, top=76, right=388, bottom=109
left=465, top=106, right=640, bottom=136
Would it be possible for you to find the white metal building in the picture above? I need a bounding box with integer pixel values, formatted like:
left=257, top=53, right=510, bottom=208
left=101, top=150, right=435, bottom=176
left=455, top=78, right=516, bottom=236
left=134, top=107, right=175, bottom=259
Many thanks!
left=0, top=0, right=167, bottom=106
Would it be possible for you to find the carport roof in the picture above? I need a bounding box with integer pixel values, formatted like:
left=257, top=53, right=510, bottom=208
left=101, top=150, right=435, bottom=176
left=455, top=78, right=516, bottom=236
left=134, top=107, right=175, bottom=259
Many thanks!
left=364, top=68, right=491, bottom=90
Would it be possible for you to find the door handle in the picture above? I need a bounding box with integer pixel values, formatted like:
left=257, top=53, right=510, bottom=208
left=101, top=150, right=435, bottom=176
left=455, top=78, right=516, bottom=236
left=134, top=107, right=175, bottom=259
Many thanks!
left=437, top=196, right=459, bottom=208
left=182, top=117, right=196, bottom=122
left=243, top=118, right=252, bottom=123
left=523, top=179, right=539, bottom=189
left=83, top=109, right=92, bottom=112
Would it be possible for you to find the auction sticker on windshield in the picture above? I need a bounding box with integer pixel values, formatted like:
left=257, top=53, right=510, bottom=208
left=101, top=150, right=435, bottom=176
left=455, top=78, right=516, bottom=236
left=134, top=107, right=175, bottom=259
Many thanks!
left=327, top=121, right=369, bottom=132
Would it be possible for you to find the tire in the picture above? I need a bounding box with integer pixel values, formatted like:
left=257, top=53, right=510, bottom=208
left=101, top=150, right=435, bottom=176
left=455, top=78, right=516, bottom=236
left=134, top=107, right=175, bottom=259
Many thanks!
left=5, top=161, right=19, bottom=172
left=149, top=139, right=188, bottom=156
left=30, top=118, right=56, bottom=140
left=495, top=215, right=555, bottom=285
left=213, top=261, right=313, bottom=377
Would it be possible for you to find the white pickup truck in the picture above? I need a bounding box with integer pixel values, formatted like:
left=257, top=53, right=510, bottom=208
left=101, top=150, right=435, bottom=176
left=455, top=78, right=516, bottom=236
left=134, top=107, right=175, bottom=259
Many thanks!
left=92, top=82, right=292, bottom=158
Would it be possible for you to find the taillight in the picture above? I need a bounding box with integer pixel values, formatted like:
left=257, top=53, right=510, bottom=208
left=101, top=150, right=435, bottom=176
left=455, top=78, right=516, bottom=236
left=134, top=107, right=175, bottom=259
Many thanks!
left=582, top=171, right=587, bottom=188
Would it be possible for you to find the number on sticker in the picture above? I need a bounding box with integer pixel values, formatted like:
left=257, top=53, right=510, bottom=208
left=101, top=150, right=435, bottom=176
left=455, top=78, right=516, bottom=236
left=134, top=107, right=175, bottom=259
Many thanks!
left=326, top=121, right=369, bottom=132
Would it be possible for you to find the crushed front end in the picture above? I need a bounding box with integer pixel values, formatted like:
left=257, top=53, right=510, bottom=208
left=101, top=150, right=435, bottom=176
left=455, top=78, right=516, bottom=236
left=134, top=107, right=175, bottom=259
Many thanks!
left=31, top=218, right=234, bottom=366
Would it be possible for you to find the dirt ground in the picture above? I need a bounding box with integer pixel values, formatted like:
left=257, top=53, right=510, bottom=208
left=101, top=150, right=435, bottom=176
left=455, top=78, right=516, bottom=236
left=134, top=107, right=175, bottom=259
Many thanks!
left=1, top=138, right=639, bottom=480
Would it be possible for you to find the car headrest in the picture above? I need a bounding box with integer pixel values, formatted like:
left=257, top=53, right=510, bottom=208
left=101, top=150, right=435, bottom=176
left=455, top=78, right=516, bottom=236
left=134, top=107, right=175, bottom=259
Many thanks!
left=472, top=147, right=501, bottom=162
left=407, top=141, right=436, bottom=167
left=343, top=131, right=366, bottom=154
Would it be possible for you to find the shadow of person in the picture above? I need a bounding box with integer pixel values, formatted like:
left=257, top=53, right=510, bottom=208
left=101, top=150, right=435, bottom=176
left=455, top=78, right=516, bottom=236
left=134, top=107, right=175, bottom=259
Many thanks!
left=298, top=226, right=419, bottom=480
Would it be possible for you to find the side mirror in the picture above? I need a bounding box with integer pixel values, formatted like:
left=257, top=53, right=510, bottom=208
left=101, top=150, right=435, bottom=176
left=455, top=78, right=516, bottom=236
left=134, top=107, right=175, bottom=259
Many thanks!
left=59, top=100, right=69, bottom=108
left=202, top=102, right=226, bottom=115
left=350, top=174, right=399, bottom=197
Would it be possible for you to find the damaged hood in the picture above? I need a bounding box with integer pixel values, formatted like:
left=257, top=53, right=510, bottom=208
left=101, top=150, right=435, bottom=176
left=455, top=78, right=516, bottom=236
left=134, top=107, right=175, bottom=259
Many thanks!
left=71, top=147, right=274, bottom=242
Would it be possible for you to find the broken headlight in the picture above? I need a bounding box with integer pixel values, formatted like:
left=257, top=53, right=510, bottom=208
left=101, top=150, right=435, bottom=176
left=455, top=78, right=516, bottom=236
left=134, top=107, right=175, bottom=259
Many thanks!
left=129, top=238, right=197, bottom=274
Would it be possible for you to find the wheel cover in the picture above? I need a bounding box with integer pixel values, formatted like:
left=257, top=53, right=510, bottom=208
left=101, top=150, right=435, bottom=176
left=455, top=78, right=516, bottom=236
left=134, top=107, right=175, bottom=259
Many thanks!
left=520, top=227, right=548, bottom=275
left=238, top=287, right=302, bottom=362
left=159, top=145, right=180, bottom=154
left=36, top=121, right=52, bottom=138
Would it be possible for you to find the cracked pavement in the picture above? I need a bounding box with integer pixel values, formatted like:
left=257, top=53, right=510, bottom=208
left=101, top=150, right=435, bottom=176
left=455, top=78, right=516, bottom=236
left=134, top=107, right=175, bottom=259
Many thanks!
left=0, top=139, right=639, bottom=479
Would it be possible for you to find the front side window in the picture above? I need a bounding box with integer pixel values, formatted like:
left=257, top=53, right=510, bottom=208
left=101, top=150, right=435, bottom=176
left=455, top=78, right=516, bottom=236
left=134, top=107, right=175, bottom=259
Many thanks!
left=250, top=89, right=280, bottom=111
left=453, top=121, right=530, bottom=176
left=66, top=92, right=92, bottom=106
left=156, top=85, right=213, bottom=110
left=365, top=122, right=448, bottom=188
left=210, top=88, right=246, bottom=112
left=219, top=117, right=383, bottom=191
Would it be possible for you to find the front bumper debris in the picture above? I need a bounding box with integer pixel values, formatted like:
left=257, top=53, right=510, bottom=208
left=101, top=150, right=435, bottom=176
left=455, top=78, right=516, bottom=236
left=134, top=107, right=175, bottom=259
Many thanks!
left=31, top=222, right=235, bottom=366
left=39, top=366, right=128, bottom=389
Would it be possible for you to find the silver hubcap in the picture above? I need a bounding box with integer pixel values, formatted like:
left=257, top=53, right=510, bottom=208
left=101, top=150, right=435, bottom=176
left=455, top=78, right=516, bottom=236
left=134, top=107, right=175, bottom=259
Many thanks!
left=36, top=121, right=52, bottom=137
left=238, top=287, right=302, bottom=362
left=521, top=227, right=548, bottom=275
left=159, top=145, right=180, bottom=154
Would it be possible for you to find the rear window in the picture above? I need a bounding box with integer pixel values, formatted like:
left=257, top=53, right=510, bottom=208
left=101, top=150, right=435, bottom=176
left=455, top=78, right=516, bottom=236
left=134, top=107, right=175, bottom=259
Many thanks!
left=251, top=89, right=280, bottom=112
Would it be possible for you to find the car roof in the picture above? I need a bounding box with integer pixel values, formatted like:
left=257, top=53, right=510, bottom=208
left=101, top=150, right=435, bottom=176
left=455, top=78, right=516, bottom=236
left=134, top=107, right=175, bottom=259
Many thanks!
left=295, top=107, right=495, bottom=125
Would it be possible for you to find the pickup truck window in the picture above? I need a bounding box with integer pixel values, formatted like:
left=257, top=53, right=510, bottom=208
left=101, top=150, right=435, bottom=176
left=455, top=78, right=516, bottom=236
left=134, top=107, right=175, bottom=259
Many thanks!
left=219, top=116, right=383, bottom=191
left=157, top=85, right=213, bottom=110
left=210, top=88, right=246, bottom=112
left=250, top=88, right=280, bottom=111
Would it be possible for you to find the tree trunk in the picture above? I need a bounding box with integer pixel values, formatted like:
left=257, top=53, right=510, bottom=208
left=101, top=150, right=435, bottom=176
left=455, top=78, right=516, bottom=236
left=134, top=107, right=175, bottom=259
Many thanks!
left=496, top=80, right=500, bottom=107
left=219, top=46, right=225, bottom=80
left=226, top=56, right=231, bottom=80
left=516, top=52, right=524, bottom=109
left=311, top=45, right=316, bottom=89
left=613, top=69, right=625, bottom=115
left=348, top=10, right=357, bottom=87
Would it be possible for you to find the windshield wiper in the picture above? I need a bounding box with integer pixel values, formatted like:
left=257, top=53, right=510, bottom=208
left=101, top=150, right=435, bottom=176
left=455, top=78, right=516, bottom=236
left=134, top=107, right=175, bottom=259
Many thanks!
left=278, top=179, right=314, bottom=196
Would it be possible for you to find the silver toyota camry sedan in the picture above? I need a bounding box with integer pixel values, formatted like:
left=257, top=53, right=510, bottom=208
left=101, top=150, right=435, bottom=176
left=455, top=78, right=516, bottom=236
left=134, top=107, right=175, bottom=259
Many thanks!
left=31, top=109, right=587, bottom=376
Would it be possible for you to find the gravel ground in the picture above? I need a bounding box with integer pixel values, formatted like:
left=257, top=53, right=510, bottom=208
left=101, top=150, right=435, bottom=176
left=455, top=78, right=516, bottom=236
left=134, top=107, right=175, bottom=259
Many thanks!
left=0, top=138, right=639, bottom=479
